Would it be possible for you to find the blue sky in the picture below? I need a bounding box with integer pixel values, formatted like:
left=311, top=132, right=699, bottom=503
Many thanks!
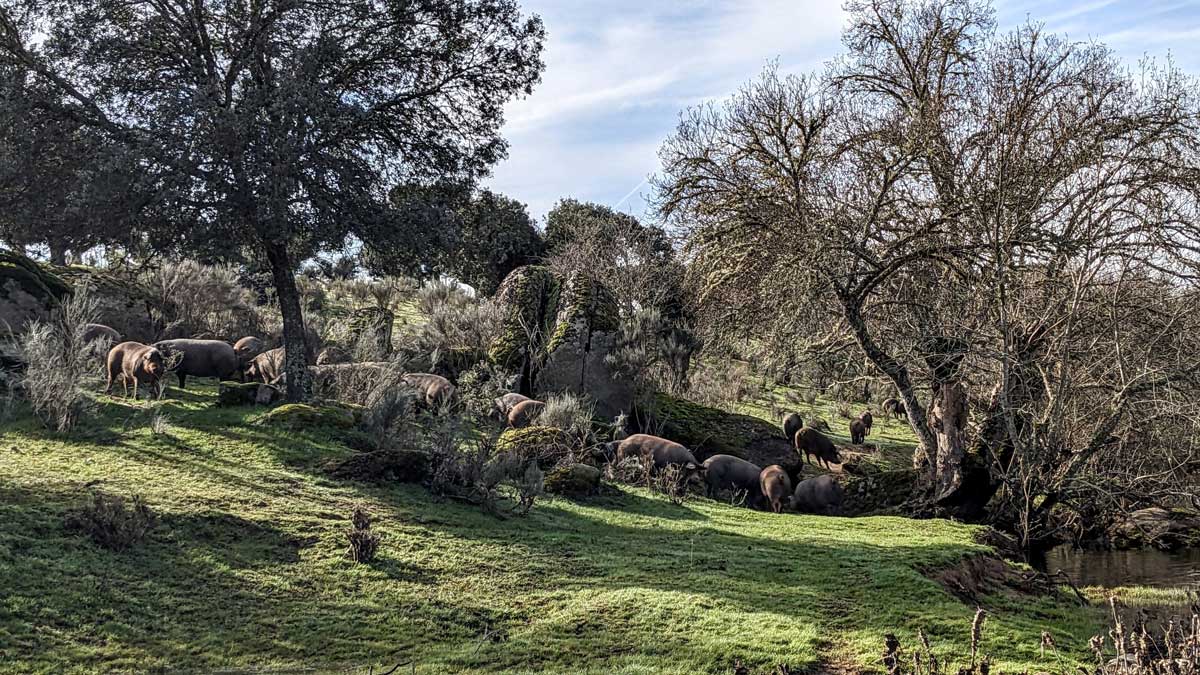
left=484, top=0, right=1200, bottom=224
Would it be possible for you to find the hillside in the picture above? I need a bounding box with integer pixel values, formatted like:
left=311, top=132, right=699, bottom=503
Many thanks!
left=0, top=384, right=1104, bottom=674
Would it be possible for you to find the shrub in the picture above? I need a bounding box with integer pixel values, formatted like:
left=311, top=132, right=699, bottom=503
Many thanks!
left=429, top=429, right=543, bottom=518
left=329, top=276, right=417, bottom=311
left=835, top=400, right=853, bottom=420
left=416, top=278, right=473, bottom=315
left=360, top=364, right=419, bottom=451
left=539, top=392, right=594, bottom=437
left=407, top=297, right=503, bottom=370
left=688, top=359, right=753, bottom=410
left=17, top=286, right=100, bottom=432
left=345, top=506, right=381, bottom=564
left=64, top=491, right=156, bottom=551
left=142, top=260, right=265, bottom=339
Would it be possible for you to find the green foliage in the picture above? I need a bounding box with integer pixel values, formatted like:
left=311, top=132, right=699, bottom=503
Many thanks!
left=448, top=189, right=545, bottom=295
left=0, top=383, right=1107, bottom=673
left=496, top=425, right=574, bottom=470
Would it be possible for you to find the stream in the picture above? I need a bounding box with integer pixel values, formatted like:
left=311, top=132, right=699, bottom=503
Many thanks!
left=1036, top=545, right=1200, bottom=589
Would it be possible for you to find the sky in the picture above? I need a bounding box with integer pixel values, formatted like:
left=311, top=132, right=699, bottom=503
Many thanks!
left=484, top=0, right=1200, bottom=224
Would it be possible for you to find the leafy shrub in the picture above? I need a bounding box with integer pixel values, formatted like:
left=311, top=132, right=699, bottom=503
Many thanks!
left=329, top=276, right=417, bottom=311
left=17, top=286, right=100, bottom=432
left=406, top=296, right=503, bottom=370
left=345, top=506, right=381, bottom=564
left=64, top=491, right=156, bottom=551
left=360, top=364, right=419, bottom=451
left=429, top=429, right=543, bottom=518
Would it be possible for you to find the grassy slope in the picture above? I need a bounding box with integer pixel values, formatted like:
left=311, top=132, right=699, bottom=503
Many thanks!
left=0, top=384, right=1103, bottom=674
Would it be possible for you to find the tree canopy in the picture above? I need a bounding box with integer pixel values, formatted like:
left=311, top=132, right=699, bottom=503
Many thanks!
left=0, top=0, right=546, bottom=399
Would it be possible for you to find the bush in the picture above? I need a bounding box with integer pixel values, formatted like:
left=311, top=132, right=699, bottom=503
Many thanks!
left=429, top=429, right=544, bottom=518
left=415, top=278, right=473, bottom=315
left=64, top=491, right=156, bottom=551
left=407, top=297, right=503, bottom=371
left=360, top=363, right=419, bottom=451
left=539, top=391, right=594, bottom=437
left=142, top=260, right=266, bottom=339
left=345, top=506, right=381, bottom=564
left=16, top=286, right=100, bottom=432
left=688, top=359, right=754, bottom=410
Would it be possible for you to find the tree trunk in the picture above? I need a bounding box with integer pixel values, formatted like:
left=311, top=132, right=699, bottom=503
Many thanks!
left=929, top=380, right=968, bottom=503
left=264, top=238, right=311, bottom=402
left=48, top=240, right=67, bottom=266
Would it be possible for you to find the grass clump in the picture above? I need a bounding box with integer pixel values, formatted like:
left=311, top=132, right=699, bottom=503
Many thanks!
left=64, top=491, right=156, bottom=552
left=345, top=505, right=381, bottom=564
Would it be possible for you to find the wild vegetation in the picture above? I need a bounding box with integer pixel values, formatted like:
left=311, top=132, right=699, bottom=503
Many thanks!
left=0, top=0, right=1197, bottom=672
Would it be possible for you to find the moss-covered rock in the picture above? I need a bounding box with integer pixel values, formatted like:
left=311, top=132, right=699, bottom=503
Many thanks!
left=490, top=265, right=631, bottom=418
left=496, top=425, right=574, bottom=470
left=637, top=393, right=794, bottom=469
left=52, top=265, right=157, bottom=342
left=323, top=448, right=430, bottom=484
left=0, top=250, right=70, bottom=337
left=488, top=265, right=560, bottom=369
left=255, top=402, right=362, bottom=430
left=840, top=469, right=919, bottom=516
left=544, top=463, right=602, bottom=497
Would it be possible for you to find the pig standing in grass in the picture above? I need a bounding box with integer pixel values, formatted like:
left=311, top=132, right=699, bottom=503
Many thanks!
left=795, top=426, right=842, bottom=469
left=701, top=454, right=763, bottom=502
left=614, top=434, right=704, bottom=475
left=493, top=392, right=532, bottom=420
left=403, top=373, right=456, bottom=408
left=782, top=413, right=804, bottom=442
left=153, top=339, right=240, bottom=389
left=759, top=465, right=793, bottom=513
left=105, top=342, right=165, bottom=399
left=791, top=474, right=845, bottom=515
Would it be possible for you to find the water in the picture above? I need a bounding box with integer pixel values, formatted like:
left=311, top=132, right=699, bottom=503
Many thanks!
left=1037, top=546, right=1200, bottom=589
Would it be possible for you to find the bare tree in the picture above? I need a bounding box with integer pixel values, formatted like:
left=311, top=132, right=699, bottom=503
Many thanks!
left=656, top=0, right=1200, bottom=539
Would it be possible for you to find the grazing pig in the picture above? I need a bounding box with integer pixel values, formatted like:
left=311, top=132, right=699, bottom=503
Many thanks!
left=883, top=397, right=906, bottom=421
left=245, top=347, right=285, bottom=385
left=850, top=418, right=868, bottom=445
left=508, top=399, right=545, bottom=428
left=233, top=336, right=264, bottom=364
left=795, top=426, right=842, bottom=469
left=153, top=339, right=240, bottom=389
left=702, top=454, right=763, bottom=501
left=860, top=410, right=874, bottom=435
left=105, top=341, right=165, bottom=399
left=782, top=412, right=804, bottom=442
left=614, top=434, right=703, bottom=475
left=493, top=392, right=532, bottom=420
left=760, top=465, right=793, bottom=513
left=402, top=373, right=456, bottom=408
left=791, top=474, right=845, bottom=515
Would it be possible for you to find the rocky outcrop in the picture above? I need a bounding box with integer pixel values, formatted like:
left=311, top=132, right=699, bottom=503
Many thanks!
left=0, top=250, right=70, bottom=337
left=53, top=265, right=156, bottom=342
left=635, top=393, right=794, bottom=469
left=490, top=266, right=631, bottom=418
left=544, top=463, right=602, bottom=497
left=255, top=402, right=363, bottom=430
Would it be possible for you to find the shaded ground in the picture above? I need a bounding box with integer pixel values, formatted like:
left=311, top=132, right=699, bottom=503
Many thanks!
left=0, top=383, right=1105, bottom=674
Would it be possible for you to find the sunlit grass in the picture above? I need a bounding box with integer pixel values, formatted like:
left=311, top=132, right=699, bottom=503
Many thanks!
left=0, top=383, right=1109, bottom=673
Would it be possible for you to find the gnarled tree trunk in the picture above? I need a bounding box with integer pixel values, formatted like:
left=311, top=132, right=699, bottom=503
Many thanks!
left=264, top=238, right=311, bottom=402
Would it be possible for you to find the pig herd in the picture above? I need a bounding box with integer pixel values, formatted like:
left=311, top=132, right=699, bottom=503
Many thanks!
left=87, top=321, right=866, bottom=519
left=496, top=391, right=871, bottom=517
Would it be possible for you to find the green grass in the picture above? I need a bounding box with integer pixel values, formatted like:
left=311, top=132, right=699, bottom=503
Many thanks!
left=0, top=384, right=1108, bottom=674
left=738, top=380, right=921, bottom=471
